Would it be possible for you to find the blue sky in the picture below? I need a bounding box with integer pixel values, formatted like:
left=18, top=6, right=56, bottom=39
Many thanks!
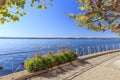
left=0, top=0, right=118, bottom=38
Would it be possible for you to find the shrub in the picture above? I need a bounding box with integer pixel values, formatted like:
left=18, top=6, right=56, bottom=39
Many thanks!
left=42, top=55, right=55, bottom=69
left=63, top=51, right=76, bottom=62
left=60, top=53, right=68, bottom=63
left=25, top=58, right=42, bottom=72
left=25, top=50, right=78, bottom=72
left=52, top=54, right=64, bottom=65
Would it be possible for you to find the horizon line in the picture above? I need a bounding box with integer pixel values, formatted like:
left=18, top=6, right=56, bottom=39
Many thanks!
left=0, top=37, right=119, bottom=39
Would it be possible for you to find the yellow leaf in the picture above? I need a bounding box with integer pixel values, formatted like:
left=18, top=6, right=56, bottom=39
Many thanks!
left=76, top=15, right=89, bottom=21
left=80, top=5, right=85, bottom=10
left=41, top=5, right=46, bottom=10
left=78, top=0, right=82, bottom=2
left=84, top=0, right=89, bottom=3
left=23, top=11, right=27, bottom=15
left=0, top=20, right=2, bottom=24
left=9, top=3, right=13, bottom=8
left=78, top=0, right=88, bottom=3
left=16, top=7, right=20, bottom=11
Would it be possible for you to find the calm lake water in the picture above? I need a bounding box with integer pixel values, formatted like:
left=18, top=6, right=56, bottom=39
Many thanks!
left=0, top=39, right=120, bottom=76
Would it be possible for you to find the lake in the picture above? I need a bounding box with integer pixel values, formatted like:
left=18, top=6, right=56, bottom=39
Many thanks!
left=0, top=39, right=120, bottom=76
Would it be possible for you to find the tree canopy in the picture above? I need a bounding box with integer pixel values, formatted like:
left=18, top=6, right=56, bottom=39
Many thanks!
left=0, top=0, right=52, bottom=24
left=0, top=0, right=120, bottom=34
left=70, top=0, right=120, bottom=34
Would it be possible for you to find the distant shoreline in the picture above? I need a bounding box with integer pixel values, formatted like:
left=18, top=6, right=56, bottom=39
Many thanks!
left=0, top=37, right=119, bottom=39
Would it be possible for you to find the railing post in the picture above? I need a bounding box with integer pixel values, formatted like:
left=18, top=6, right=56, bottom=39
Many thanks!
left=112, top=44, right=115, bottom=50
left=97, top=45, right=100, bottom=52
left=105, top=45, right=108, bottom=51
left=87, top=46, right=90, bottom=55
left=119, top=44, right=120, bottom=49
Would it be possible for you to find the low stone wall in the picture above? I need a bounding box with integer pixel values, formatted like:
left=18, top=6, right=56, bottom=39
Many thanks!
left=79, top=49, right=120, bottom=60
left=0, top=49, right=120, bottom=80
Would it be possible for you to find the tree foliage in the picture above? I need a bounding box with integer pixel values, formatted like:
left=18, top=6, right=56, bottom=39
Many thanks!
left=0, top=0, right=120, bottom=34
left=0, top=0, right=52, bottom=24
left=70, top=0, right=120, bottom=34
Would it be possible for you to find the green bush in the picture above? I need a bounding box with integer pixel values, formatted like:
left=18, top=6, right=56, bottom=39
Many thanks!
left=52, top=54, right=65, bottom=65
left=25, top=58, right=42, bottom=72
left=60, top=53, right=68, bottom=63
left=63, top=51, right=77, bottom=62
left=42, top=55, right=55, bottom=69
left=25, top=50, right=78, bottom=72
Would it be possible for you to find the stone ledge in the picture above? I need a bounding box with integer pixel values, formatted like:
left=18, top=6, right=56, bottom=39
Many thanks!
left=16, top=60, right=78, bottom=80
left=79, top=49, right=120, bottom=60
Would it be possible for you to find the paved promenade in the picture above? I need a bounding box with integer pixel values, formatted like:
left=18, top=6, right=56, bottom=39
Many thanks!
left=1, top=50, right=120, bottom=80
left=73, top=53, right=120, bottom=80
left=30, top=51, right=120, bottom=80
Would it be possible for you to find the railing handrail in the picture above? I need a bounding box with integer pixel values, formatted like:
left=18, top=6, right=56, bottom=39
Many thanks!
left=1, top=43, right=120, bottom=77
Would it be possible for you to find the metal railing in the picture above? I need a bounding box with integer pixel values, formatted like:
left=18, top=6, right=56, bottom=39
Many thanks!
left=0, top=43, right=120, bottom=78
